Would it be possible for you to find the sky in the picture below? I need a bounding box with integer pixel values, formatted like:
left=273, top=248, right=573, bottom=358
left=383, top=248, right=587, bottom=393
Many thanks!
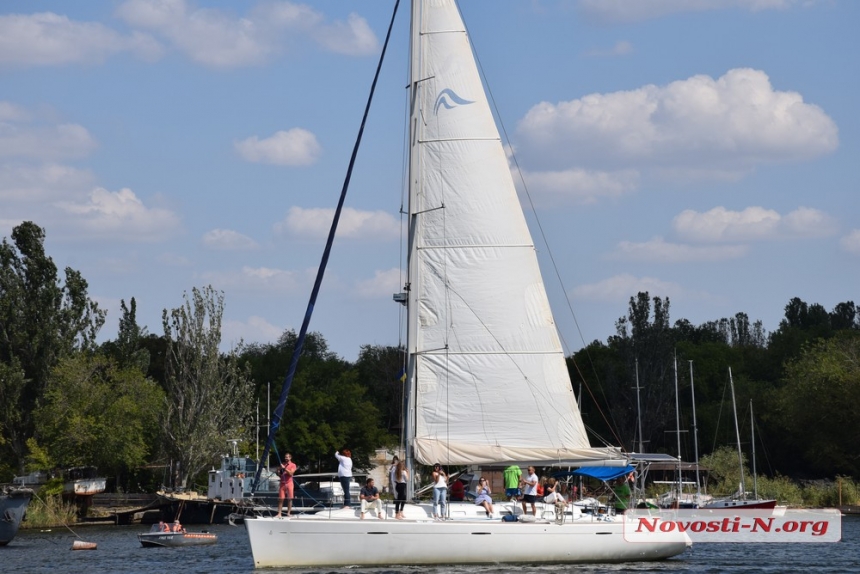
left=1, top=0, right=857, bottom=362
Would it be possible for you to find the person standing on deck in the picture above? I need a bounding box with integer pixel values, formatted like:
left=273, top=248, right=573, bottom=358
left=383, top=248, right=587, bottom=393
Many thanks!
left=388, top=455, right=399, bottom=495
left=276, top=452, right=297, bottom=517
left=335, top=449, right=353, bottom=508
left=431, top=463, right=448, bottom=520
left=394, top=460, right=408, bottom=519
left=521, top=466, right=539, bottom=515
left=503, top=464, right=522, bottom=501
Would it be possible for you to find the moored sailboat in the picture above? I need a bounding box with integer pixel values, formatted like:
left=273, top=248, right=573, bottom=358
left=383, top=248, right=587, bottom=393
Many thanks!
left=702, top=368, right=776, bottom=510
left=244, top=0, right=690, bottom=567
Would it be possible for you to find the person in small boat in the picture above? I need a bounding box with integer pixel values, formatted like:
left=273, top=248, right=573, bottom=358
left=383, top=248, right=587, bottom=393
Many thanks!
left=335, top=449, right=353, bottom=508
left=394, top=461, right=408, bottom=520
left=158, top=521, right=170, bottom=532
left=359, top=477, right=384, bottom=519
left=171, top=520, right=185, bottom=533
left=431, top=463, right=447, bottom=520
left=503, top=465, right=522, bottom=501
left=543, top=477, right=566, bottom=506
left=277, top=452, right=297, bottom=518
left=521, top=466, right=539, bottom=515
left=449, top=478, right=465, bottom=501
left=474, top=477, right=494, bottom=517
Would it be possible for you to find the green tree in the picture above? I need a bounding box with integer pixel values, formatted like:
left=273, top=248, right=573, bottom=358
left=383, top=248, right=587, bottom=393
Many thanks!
left=829, top=301, right=857, bottom=331
left=240, top=333, right=396, bottom=472
left=101, top=297, right=150, bottom=373
left=603, top=292, right=676, bottom=452
left=0, top=221, right=105, bottom=468
left=0, top=359, right=27, bottom=481
left=775, top=332, right=860, bottom=476
left=31, top=353, right=164, bottom=479
left=354, top=345, right=406, bottom=435
left=700, top=445, right=748, bottom=496
left=161, top=286, right=254, bottom=488
left=282, top=366, right=394, bottom=473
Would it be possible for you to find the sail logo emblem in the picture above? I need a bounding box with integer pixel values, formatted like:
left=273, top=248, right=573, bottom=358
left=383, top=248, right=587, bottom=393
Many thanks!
left=434, top=88, right=474, bottom=115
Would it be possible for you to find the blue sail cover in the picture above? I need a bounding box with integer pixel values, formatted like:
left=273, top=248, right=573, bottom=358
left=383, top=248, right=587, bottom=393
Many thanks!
left=564, top=466, right=635, bottom=482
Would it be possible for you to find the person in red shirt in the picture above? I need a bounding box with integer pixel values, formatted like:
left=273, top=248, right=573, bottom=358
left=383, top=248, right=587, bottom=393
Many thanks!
left=449, top=478, right=465, bottom=501
left=277, top=452, right=297, bottom=518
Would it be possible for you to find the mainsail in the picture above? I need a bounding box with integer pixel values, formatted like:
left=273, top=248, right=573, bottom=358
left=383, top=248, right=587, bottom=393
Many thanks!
left=406, top=0, right=618, bottom=465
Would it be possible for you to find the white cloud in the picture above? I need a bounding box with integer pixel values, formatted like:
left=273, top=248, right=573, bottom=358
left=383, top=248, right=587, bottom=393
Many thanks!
left=201, top=265, right=304, bottom=293
left=234, top=128, right=321, bottom=166
left=354, top=268, right=402, bottom=299
left=0, top=163, right=96, bottom=201
left=275, top=206, right=399, bottom=240
left=674, top=206, right=837, bottom=242
left=116, top=0, right=378, bottom=68
left=0, top=12, right=162, bottom=67
left=0, top=120, right=97, bottom=160
left=54, top=187, right=181, bottom=241
left=781, top=206, right=838, bottom=237
left=516, top=69, right=838, bottom=179
left=202, top=228, right=258, bottom=251
left=611, top=237, right=748, bottom=262
left=840, top=230, right=860, bottom=255
left=312, top=13, right=379, bottom=56
left=520, top=167, right=639, bottom=205
left=222, top=315, right=283, bottom=348
left=577, top=0, right=802, bottom=25
left=117, top=0, right=270, bottom=68
left=0, top=102, right=31, bottom=122
left=571, top=273, right=684, bottom=303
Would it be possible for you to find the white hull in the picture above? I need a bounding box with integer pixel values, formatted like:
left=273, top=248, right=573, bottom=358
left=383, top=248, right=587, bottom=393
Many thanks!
left=245, top=503, right=689, bottom=567
left=64, top=477, right=107, bottom=496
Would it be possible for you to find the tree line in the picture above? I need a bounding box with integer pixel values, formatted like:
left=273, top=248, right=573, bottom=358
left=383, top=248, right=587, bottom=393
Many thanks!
left=0, top=222, right=399, bottom=491
left=573, top=292, right=860, bottom=479
left=1, top=221, right=857, bottom=492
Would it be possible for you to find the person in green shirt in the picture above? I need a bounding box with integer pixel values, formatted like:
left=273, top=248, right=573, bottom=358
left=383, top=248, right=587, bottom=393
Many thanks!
left=503, top=465, right=522, bottom=500
left=612, top=477, right=632, bottom=513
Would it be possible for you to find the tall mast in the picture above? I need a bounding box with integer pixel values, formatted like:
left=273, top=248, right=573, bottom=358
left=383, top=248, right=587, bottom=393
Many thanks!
left=634, top=358, right=644, bottom=455
left=751, top=400, right=758, bottom=500
left=403, top=0, right=422, bottom=500
left=728, top=367, right=746, bottom=498
left=633, top=358, right=645, bottom=496
left=689, top=361, right=701, bottom=501
left=673, top=353, right=682, bottom=505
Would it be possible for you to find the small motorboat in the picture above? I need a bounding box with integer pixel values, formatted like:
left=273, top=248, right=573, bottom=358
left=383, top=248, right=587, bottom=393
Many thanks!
left=138, top=521, right=217, bottom=548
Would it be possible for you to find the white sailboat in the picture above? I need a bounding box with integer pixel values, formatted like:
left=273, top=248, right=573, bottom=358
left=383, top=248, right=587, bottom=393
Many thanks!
left=244, top=0, right=690, bottom=567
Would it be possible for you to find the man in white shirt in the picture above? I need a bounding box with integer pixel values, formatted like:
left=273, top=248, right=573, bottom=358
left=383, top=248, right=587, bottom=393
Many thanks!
left=521, top=466, right=539, bottom=515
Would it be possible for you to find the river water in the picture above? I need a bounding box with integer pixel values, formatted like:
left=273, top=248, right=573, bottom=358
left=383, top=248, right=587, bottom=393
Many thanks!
left=4, top=515, right=858, bottom=574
